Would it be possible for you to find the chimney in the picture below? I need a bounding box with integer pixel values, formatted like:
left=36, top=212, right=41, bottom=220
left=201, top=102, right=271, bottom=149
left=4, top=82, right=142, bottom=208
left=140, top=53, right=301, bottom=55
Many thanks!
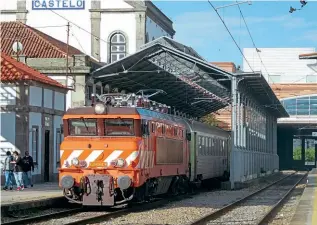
left=12, top=55, right=27, bottom=64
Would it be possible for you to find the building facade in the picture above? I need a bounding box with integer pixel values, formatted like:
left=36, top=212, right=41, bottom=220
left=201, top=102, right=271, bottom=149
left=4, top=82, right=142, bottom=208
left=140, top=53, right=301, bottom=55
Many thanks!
left=1, top=21, right=103, bottom=110
left=1, top=52, right=68, bottom=183
left=243, top=48, right=317, bottom=170
left=243, top=48, right=317, bottom=83
left=0, top=0, right=175, bottom=63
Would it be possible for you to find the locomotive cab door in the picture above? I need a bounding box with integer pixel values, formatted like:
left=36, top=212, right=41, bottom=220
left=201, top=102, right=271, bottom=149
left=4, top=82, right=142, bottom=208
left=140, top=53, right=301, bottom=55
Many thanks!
left=141, top=119, right=152, bottom=176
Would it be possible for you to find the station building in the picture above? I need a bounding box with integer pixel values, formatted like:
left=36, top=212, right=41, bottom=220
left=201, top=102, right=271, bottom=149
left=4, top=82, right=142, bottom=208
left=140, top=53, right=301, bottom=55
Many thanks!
left=0, top=0, right=175, bottom=63
left=0, top=52, right=68, bottom=183
left=1, top=0, right=175, bottom=107
left=242, top=48, right=317, bottom=170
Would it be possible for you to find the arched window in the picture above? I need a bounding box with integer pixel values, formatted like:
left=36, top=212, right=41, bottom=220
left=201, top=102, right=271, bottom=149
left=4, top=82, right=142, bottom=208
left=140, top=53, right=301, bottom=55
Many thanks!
left=110, top=33, right=126, bottom=63
left=281, top=94, right=317, bottom=116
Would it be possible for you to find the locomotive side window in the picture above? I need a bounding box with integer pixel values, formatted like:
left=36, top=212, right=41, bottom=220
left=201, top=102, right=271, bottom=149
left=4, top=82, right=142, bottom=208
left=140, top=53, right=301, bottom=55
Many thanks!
left=151, top=123, right=155, bottom=133
left=174, top=127, right=178, bottom=136
left=104, top=119, right=134, bottom=136
left=162, top=124, right=165, bottom=134
left=69, top=119, right=97, bottom=136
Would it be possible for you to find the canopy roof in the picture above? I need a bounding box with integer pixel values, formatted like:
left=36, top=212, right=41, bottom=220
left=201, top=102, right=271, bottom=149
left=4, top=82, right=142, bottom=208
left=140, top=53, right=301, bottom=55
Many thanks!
left=92, top=37, right=288, bottom=118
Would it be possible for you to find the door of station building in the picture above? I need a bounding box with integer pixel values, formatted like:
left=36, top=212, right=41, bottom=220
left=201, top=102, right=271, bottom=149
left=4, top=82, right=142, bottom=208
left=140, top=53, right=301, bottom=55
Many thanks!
left=304, top=139, right=317, bottom=168
left=292, top=138, right=317, bottom=169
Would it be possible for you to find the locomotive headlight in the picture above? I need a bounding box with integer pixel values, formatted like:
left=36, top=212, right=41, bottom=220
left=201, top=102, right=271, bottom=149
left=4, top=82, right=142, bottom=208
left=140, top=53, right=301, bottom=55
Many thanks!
left=60, top=175, right=74, bottom=189
left=71, top=157, right=79, bottom=166
left=94, top=103, right=106, bottom=114
left=116, top=158, right=125, bottom=167
left=117, top=175, right=132, bottom=190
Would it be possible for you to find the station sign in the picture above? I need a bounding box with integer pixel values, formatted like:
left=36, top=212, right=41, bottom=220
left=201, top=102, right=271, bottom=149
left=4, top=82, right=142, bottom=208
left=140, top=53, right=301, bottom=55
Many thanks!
left=32, top=0, right=85, bottom=10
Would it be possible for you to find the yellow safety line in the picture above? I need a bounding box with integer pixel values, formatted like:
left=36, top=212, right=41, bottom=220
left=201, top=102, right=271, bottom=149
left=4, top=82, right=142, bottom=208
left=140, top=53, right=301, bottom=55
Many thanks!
left=312, top=174, right=317, bottom=224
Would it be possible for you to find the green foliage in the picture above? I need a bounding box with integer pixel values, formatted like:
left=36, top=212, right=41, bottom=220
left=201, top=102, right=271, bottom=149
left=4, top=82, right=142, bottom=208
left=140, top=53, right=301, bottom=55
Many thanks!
left=293, top=147, right=301, bottom=160
left=305, top=148, right=315, bottom=161
left=293, top=146, right=315, bottom=161
left=200, top=114, right=218, bottom=126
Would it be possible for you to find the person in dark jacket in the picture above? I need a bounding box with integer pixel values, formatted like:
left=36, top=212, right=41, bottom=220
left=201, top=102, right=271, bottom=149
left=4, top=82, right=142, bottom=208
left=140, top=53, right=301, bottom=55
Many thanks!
left=3, top=151, right=14, bottom=190
left=22, top=151, right=34, bottom=188
left=12, top=151, right=24, bottom=191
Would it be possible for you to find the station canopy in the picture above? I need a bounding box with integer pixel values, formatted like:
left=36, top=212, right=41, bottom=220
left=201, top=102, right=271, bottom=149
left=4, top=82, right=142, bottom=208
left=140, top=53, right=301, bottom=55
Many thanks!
left=92, top=37, right=288, bottom=119
left=92, top=37, right=233, bottom=118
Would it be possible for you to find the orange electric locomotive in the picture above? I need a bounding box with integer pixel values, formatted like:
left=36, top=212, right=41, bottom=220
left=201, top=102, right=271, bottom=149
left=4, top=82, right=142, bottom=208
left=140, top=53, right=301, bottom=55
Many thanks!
left=59, top=91, right=230, bottom=206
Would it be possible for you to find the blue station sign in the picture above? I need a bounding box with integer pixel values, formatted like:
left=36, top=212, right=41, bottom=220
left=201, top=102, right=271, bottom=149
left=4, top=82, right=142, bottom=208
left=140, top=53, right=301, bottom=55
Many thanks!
left=32, top=0, right=85, bottom=10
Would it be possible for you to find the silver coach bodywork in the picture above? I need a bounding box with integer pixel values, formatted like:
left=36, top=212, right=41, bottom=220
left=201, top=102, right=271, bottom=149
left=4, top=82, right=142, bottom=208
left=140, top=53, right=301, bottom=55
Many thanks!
left=180, top=118, right=231, bottom=182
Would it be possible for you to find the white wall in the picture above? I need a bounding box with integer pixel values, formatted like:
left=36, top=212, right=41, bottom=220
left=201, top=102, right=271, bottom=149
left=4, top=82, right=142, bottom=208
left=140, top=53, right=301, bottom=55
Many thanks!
left=44, top=88, right=53, bottom=108
left=25, top=0, right=91, bottom=57
left=101, top=0, right=133, bottom=9
left=53, top=115, right=63, bottom=173
left=29, top=86, right=42, bottom=107
left=54, top=91, right=65, bottom=111
left=100, top=13, right=136, bottom=62
left=0, top=84, right=17, bottom=106
left=243, top=48, right=317, bottom=83
left=0, top=112, right=16, bottom=171
left=29, top=112, right=42, bottom=175
left=146, top=16, right=171, bottom=42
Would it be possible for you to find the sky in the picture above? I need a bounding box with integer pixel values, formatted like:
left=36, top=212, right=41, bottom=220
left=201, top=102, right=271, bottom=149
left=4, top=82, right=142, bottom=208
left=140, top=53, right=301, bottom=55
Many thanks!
left=153, top=1, right=317, bottom=66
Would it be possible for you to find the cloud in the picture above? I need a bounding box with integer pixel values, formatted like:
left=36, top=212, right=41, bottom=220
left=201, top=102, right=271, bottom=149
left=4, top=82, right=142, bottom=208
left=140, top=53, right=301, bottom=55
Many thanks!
left=173, top=10, right=316, bottom=47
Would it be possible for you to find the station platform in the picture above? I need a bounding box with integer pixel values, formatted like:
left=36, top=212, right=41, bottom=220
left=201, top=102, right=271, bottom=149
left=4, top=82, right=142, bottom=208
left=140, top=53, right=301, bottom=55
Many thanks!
left=1, top=182, right=64, bottom=213
left=290, top=168, right=317, bottom=225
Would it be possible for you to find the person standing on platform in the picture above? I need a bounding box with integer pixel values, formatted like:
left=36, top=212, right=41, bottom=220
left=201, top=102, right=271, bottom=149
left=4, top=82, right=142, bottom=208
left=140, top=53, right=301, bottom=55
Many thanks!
left=3, top=151, right=14, bottom=190
left=22, top=151, right=34, bottom=188
left=12, top=151, right=24, bottom=191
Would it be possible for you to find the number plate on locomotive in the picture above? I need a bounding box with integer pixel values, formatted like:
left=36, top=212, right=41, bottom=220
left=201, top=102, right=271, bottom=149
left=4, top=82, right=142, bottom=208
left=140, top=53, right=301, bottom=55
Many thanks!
left=89, top=162, right=106, bottom=167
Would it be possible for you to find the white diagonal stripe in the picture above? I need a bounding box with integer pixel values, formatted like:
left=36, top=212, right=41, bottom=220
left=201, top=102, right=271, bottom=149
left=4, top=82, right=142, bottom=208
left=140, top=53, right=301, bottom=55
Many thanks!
left=125, top=151, right=139, bottom=167
left=60, top=150, right=64, bottom=158
left=62, top=150, right=83, bottom=168
left=136, top=150, right=143, bottom=168
left=104, top=150, right=123, bottom=164
left=85, top=150, right=104, bottom=164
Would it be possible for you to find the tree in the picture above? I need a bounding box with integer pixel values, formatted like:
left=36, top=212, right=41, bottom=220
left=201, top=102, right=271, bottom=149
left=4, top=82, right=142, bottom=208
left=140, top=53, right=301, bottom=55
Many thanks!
left=200, top=114, right=218, bottom=126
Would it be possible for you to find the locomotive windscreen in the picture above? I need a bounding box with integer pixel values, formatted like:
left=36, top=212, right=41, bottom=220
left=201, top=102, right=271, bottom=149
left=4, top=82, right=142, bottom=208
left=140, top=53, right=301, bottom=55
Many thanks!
left=104, top=119, right=134, bottom=136
left=69, top=119, right=97, bottom=136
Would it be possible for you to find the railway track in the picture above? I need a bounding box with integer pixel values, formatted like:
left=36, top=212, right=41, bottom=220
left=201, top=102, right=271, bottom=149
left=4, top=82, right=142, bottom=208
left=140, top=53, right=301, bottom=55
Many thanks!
left=2, top=193, right=194, bottom=225
left=190, top=171, right=307, bottom=225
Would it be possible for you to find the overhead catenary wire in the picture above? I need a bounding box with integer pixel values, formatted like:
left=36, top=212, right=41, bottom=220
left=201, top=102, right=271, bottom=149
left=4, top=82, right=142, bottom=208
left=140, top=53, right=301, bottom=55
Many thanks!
left=207, top=0, right=254, bottom=73
left=236, top=2, right=275, bottom=84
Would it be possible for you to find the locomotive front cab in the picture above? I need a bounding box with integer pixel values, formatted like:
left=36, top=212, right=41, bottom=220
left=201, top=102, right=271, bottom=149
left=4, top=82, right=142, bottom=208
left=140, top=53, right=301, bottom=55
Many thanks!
left=59, top=105, right=145, bottom=206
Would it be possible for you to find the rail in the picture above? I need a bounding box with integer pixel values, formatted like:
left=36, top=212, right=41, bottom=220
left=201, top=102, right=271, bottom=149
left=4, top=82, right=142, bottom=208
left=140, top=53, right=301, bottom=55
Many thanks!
left=256, top=172, right=308, bottom=225
left=190, top=171, right=305, bottom=225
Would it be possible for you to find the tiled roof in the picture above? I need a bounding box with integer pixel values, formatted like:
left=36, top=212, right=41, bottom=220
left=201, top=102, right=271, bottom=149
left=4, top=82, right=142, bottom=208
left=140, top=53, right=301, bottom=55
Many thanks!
left=1, top=21, right=82, bottom=58
left=1, top=52, right=67, bottom=89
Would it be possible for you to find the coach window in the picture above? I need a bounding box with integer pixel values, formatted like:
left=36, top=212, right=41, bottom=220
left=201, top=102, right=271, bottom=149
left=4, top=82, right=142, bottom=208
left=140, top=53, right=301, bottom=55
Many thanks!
left=205, top=138, right=207, bottom=155
left=198, top=136, right=202, bottom=155
left=208, top=137, right=211, bottom=155
left=201, top=137, right=205, bottom=155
